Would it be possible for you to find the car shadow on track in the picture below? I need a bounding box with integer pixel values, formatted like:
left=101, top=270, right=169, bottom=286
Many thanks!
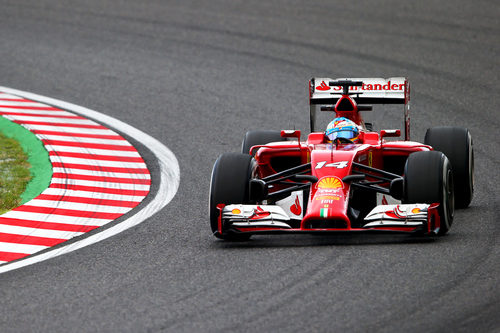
left=212, top=233, right=440, bottom=249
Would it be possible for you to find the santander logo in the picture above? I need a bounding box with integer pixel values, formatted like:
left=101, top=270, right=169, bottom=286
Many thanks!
left=290, top=196, right=302, bottom=215
left=316, top=81, right=330, bottom=91
left=315, top=80, right=405, bottom=92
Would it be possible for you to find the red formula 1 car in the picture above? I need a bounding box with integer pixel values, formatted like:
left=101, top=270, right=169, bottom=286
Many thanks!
left=209, top=78, right=474, bottom=240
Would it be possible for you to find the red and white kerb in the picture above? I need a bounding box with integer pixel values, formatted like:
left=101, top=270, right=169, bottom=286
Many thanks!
left=0, top=93, right=150, bottom=264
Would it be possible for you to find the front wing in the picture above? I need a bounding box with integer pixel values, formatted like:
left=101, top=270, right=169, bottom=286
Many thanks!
left=216, top=203, right=441, bottom=236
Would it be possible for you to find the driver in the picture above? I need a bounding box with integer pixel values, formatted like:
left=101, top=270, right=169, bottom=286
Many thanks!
left=326, top=117, right=360, bottom=143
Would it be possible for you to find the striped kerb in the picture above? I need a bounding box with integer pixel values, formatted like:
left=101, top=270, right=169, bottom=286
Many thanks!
left=0, top=93, right=151, bottom=264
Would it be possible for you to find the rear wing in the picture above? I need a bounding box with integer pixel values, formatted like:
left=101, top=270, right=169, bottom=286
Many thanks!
left=309, top=77, right=411, bottom=140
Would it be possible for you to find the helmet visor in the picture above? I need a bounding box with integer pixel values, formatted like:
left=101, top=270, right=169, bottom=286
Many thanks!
left=327, top=128, right=357, bottom=141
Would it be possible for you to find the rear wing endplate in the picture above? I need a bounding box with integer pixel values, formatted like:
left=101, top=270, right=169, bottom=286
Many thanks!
left=309, top=77, right=411, bottom=140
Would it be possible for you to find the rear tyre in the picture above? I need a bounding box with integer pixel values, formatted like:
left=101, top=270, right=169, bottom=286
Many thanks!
left=241, top=130, right=285, bottom=156
left=404, top=151, right=454, bottom=235
left=424, top=127, right=473, bottom=208
left=209, top=153, right=255, bottom=240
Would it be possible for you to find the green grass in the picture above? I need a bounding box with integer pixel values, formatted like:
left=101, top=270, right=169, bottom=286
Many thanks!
left=0, top=132, right=31, bottom=214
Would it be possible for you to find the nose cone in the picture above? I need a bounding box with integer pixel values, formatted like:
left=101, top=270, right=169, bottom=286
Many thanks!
left=302, top=149, right=356, bottom=229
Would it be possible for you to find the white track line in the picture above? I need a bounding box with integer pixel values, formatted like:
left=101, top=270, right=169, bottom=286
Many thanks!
left=0, top=87, right=180, bottom=274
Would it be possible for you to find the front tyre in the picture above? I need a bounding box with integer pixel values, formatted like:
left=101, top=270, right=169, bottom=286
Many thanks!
left=209, top=153, right=255, bottom=240
left=404, top=151, right=455, bottom=235
left=425, top=127, right=474, bottom=208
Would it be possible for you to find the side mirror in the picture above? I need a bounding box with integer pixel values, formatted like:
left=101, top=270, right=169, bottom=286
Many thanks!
left=281, top=130, right=301, bottom=140
left=381, top=129, right=401, bottom=138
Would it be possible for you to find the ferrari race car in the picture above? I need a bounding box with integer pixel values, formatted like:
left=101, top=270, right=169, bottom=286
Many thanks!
left=209, top=78, right=474, bottom=240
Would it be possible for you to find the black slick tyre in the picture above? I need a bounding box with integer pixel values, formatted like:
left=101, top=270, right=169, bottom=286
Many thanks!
left=241, top=130, right=285, bottom=156
left=404, top=151, right=455, bottom=235
left=424, top=127, right=474, bottom=208
left=209, top=153, right=255, bottom=240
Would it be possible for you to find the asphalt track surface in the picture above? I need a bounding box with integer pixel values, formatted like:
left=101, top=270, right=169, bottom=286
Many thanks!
left=1, top=1, right=499, bottom=332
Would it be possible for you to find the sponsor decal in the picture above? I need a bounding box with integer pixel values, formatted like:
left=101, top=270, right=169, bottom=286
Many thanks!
left=329, top=81, right=404, bottom=92
left=276, top=190, right=303, bottom=219
left=316, top=81, right=330, bottom=91
left=321, top=200, right=336, bottom=204
left=316, top=177, right=343, bottom=190
left=316, top=188, right=342, bottom=195
left=384, top=205, right=424, bottom=219
left=231, top=208, right=242, bottom=215
left=250, top=206, right=271, bottom=220
left=315, top=195, right=341, bottom=201
left=385, top=207, right=402, bottom=219
left=385, top=205, right=407, bottom=219
left=315, top=160, right=349, bottom=169
left=368, top=151, right=373, bottom=167
left=290, top=195, right=302, bottom=216
left=377, top=193, right=401, bottom=206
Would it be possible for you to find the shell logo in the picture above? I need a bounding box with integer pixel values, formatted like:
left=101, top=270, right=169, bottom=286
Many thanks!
left=316, top=177, right=343, bottom=189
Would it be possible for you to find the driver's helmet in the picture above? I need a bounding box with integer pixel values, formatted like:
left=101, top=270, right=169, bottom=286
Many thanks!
left=326, top=117, right=360, bottom=142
